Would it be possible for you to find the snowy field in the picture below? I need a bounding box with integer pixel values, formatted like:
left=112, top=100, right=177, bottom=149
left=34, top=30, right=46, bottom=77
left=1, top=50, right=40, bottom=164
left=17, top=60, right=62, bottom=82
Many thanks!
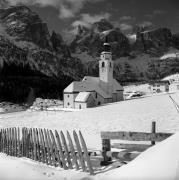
left=1, top=91, right=179, bottom=150
left=0, top=91, right=179, bottom=179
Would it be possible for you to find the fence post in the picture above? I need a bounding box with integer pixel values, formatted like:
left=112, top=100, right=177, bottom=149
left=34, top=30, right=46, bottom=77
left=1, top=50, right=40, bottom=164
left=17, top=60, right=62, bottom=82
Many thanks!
left=101, top=138, right=111, bottom=165
left=151, top=121, right=156, bottom=145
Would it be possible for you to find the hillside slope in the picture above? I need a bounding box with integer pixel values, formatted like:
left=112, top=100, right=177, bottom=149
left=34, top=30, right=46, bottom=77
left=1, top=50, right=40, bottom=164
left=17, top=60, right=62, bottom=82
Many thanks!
left=0, top=5, right=85, bottom=103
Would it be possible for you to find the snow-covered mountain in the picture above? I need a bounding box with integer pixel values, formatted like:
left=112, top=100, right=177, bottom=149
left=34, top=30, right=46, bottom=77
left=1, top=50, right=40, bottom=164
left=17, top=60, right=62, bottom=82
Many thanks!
left=0, top=5, right=85, bottom=103
left=69, top=19, right=179, bottom=83
left=1, top=5, right=179, bottom=103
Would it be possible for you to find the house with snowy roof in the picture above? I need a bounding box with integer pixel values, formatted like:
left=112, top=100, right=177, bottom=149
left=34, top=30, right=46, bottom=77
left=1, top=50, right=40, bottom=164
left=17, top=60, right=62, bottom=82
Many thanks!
left=63, top=42, right=124, bottom=109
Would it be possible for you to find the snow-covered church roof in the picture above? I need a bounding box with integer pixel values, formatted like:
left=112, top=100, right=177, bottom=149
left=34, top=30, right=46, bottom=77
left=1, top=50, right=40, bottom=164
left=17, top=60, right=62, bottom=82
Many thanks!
left=64, top=76, right=123, bottom=99
left=75, top=92, right=91, bottom=102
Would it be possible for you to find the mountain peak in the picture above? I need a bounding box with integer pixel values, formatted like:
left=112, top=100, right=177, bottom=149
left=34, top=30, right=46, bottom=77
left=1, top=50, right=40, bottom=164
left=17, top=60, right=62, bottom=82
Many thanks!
left=92, top=19, right=113, bottom=33
left=0, top=5, right=52, bottom=49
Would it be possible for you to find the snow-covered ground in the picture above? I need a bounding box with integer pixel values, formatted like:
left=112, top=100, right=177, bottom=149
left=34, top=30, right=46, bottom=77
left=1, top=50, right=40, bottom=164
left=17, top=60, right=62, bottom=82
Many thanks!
left=1, top=92, right=179, bottom=150
left=0, top=154, right=88, bottom=180
left=1, top=91, right=179, bottom=179
left=96, top=132, right=179, bottom=180
left=0, top=131, right=179, bottom=180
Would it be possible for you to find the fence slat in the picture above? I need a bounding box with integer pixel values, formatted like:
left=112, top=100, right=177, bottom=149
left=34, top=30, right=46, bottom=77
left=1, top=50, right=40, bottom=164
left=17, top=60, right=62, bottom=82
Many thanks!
left=5, top=129, right=7, bottom=154
left=6, top=128, right=10, bottom=155
left=14, top=128, right=17, bottom=157
left=44, top=129, right=52, bottom=165
left=47, top=129, right=57, bottom=166
left=29, top=128, right=34, bottom=160
left=73, top=131, right=86, bottom=172
left=49, top=130, right=62, bottom=168
left=79, top=131, right=94, bottom=175
left=67, top=131, right=79, bottom=170
left=17, top=127, right=21, bottom=157
left=40, top=129, right=48, bottom=164
left=38, top=129, right=45, bottom=163
left=55, top=130, right=68, bottom=170
left=38, top=129, right=44, bottom=163
left=13, top=128, right=17, bottom=157
left=35, top=128, right=41, bottom=162
left=60, top=131, right=72, bottom=169
left=32, top=128, right=37, bottom=161
left=22, top=128, right=25, bottom=156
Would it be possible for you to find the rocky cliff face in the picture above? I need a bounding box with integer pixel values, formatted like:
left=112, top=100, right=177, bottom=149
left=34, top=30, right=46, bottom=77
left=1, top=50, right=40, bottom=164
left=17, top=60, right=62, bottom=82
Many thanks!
left=70, top=19, right=179, bottom=83
left=135, top=28, right=173, bottom=56
left=70, top=20, right=130, bottom=58
left=0, top=5, right=85, bottom=103
left=0, top=6, right=52, bottom=49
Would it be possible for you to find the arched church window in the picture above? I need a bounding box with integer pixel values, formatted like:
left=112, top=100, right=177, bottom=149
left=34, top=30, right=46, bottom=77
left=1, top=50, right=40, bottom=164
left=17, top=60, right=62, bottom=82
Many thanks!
left=110, top=62, right=112, bottom=67
left=102, top=62, right=105, bottom=68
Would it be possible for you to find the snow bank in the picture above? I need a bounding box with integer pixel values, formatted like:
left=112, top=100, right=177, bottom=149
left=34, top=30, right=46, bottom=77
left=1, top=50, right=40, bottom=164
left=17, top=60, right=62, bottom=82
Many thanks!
left=0, top=154, right=87, bottom=180
left=96, top=132, right=179, bottom=180
left=160, top=53, right=179, bottom=60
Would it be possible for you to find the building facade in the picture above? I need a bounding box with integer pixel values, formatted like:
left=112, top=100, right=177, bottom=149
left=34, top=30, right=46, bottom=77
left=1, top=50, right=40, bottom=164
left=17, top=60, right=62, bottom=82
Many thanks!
left=63, top=42, right=124, bottom=109
left=149, top=81, right=170, bottom=93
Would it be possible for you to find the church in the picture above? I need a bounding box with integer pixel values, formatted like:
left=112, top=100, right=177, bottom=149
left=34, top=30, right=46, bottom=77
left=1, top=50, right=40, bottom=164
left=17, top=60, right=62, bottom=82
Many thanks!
left=63, top=42, right=124, bottom=109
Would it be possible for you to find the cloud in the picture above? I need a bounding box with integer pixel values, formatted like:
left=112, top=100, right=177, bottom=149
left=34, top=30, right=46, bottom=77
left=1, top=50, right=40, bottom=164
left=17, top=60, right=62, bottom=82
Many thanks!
left=139, top=21, right=153, bottom=27
left=119, top=16, right=135, bottom=22
left=72, top=13, right=111, bottom=28
left=5, top=0, right=106, bottom=19
left=146, top=9, right=166, bottom=18
left=119, top=23, right=133, bottom=31
left=65, top=12, right=111, bottom=36
left=153, top=10, right=166, bottom=15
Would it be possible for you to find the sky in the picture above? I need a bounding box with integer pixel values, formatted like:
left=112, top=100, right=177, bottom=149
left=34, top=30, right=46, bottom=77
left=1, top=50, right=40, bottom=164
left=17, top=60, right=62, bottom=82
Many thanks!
left=2, top=0, right=179, bottom=39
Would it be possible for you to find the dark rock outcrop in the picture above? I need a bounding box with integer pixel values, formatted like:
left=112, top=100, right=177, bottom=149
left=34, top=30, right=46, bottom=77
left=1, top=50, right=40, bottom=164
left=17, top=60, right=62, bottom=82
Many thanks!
left=70, top=24, right=130, bottom=58
left=0, top=5, right=85, bottom=103
left=135, top=28, right=173, bottom=55
left=92, top=19, right=114, bottom=33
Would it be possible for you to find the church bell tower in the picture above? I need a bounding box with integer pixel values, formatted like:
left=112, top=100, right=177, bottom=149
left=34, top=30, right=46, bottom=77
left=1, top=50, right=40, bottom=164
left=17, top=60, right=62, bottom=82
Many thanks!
left=99, top=40, right=114, bottom=94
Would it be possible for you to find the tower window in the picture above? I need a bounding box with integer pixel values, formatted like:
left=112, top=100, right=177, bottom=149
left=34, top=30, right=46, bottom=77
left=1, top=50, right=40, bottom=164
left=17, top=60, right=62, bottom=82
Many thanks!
left=95, top=93, right=97, bottom=99
left=110, top=62, right=112, bottom=67
left=102, top=62, right=105, bottom=68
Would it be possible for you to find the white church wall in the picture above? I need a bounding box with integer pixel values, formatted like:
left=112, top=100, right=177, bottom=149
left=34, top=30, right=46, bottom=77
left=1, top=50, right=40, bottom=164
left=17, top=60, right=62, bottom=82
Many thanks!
left=75, top=94, right=96, bottom=109
left=75, top=102, right=87, bottom=109
left=64, top=93, right=78, bottom=108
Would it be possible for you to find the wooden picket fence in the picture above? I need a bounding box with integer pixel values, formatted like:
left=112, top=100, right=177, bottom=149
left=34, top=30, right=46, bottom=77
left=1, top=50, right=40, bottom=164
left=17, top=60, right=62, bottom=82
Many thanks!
left=0, top=127, right=94, bottom=175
